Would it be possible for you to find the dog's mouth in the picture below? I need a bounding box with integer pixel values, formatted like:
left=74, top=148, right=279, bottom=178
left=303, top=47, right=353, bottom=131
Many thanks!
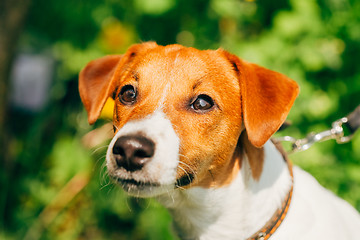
left=112, top=177, right=160, bottom=188
left=111, top=172, right=195, bottom=192
left=111, top=175, right=175, bottom=197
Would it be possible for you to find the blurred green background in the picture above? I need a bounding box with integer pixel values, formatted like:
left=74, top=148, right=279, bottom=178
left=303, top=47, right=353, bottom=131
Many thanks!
left=1, top=0, right=360, bottom=239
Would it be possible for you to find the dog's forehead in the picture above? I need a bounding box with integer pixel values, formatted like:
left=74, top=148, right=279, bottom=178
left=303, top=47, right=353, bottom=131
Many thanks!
left=130, top=46, right=239, bottom=93
left=137, top=47, right=209, bottom=79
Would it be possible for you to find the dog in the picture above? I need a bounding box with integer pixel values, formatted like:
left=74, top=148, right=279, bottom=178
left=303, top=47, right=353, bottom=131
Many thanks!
left=79, top=42, right=360, bottom=240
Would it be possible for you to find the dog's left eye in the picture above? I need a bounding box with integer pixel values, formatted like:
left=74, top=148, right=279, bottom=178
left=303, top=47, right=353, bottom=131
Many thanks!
left=191, top=94, right=214, bottom=112
left=119, top=85, right=137, bottom=105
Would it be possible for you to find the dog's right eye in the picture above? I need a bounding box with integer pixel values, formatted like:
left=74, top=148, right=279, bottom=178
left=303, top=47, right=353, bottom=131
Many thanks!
left=191, top=94, right=214, bottom=112
left=119, top=85, right=137, bottom=105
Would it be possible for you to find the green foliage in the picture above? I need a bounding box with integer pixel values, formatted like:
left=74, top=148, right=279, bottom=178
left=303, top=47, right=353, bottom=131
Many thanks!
left=2, top=0, right=360, bottom=239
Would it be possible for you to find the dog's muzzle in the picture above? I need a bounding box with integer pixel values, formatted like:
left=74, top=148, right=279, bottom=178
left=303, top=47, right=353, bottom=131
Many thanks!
left=106, top=111, right=181, bottom=197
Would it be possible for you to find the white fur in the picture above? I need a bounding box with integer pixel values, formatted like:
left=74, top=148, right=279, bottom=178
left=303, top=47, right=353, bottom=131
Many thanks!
left=272, top=167, right=360, bottom=240
left=107, top=111, right=360, bottom=239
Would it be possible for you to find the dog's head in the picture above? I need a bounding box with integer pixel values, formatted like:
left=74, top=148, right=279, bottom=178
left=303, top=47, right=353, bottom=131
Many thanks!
left=79, top=42, right=298, bottom=197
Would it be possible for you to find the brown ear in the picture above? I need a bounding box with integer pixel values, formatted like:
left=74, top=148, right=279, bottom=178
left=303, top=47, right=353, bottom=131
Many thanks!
left=224, top=51, right=299, bottom=147
left=79, top=55, right=122, bottom=124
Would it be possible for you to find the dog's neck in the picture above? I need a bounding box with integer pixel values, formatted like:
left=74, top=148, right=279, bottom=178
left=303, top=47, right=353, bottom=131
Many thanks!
left=157, top=141, right=293, bottom=240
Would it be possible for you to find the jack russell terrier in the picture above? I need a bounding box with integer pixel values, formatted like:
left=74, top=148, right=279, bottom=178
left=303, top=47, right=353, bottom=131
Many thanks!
left=79, top=42, right=360, bottom=240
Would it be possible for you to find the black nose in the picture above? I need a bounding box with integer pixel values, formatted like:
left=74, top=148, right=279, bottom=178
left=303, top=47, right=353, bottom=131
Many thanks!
left=112, top=135, right=155, bottom=171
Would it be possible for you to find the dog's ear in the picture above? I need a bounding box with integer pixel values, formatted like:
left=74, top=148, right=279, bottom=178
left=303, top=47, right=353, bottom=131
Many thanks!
left=79, top=42, right=158, bottom=124
left=223, top=51, right=299, bottom=147
left=79, top=54, right=122, bottom=124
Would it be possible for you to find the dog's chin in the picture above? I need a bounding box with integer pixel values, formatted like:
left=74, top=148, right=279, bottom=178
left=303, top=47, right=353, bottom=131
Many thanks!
left=112, top=177, right=175, bottom=198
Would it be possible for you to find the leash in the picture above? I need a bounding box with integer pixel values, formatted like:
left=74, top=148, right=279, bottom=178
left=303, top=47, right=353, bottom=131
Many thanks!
left=274, top=105, right=360, bottom=154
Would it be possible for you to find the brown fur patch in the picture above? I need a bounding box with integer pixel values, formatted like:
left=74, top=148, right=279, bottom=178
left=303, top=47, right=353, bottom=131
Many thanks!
left=194, top=139, right=244, bottom=188
left=241, top=131, right=264, bottom=181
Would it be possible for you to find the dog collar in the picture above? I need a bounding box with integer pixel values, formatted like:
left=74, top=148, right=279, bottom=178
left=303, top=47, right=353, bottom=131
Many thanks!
left=247, top=142, right=294, bottom=240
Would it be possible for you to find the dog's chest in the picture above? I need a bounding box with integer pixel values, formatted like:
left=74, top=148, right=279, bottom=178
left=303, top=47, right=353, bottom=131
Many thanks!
left=160, top=184, right=250, bottom=240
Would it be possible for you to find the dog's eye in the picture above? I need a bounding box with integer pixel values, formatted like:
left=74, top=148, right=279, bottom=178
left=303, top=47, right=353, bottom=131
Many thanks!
left=119, top=85, right=137, bottom=105
left=192, top=94, right=214, bottom=112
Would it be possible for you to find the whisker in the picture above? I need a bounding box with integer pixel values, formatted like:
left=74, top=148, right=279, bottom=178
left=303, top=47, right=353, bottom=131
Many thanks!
left=176, top=186, right=186, bottom=191
left=166, top=187, right=175, bottom=204
left=99, top=180, right=113, bottom=190
left=178, top=156, right=201, bottom=185
left=91, top=145, right=109, bottom=155
left=94, top=154, right=106, bottom=167
left=125, top=195, right=132, bottom=212
left=178, top=160, right=196, bottom=175
left=175, top=164, right=197, bottom=189
left=177, top=165, right=192, bottom=184
left=99, top=161, right=109, bottom=186
left=105, top=183, right=116, bottom=196
left=136, top=189, right=140, bottom=199
left=144, top=199, right=151, bottom=210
